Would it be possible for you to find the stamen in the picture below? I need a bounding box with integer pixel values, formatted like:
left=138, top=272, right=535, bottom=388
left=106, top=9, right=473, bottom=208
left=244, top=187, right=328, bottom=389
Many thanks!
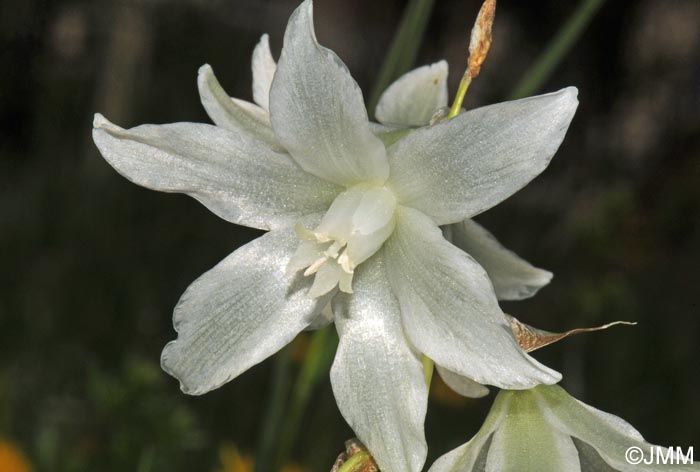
left=304, top=257, right=327, bottom=276
left=290, top=184, right=397, bottom=298
left=337, top=250, right=353, bottom=274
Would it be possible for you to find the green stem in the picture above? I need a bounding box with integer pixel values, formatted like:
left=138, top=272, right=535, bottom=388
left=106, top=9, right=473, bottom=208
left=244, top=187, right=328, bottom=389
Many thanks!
left=273, top=328, right=338, bottom=471
left=254, top=342, right=295, bottom=472
left=421, top=354, right=434, bottom=388
left=367, top=0, right=436, bottom=116
left=510, top=0, right=606, bottom=99
left=136, top=446, right=154, bottom=472
left=337, top=451, right=373, bottom=472
left=447, top=74, right=472, bottom=119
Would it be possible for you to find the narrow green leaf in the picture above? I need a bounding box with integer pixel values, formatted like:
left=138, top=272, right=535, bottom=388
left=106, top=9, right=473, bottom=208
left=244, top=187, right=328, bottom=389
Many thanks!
left=273, top=328, right=339, bottom=471
left=510, top=0, right=606, bottom=99
left=254, top=342, right=295, bottom=472
left=367, top=0, right=436, bottom=116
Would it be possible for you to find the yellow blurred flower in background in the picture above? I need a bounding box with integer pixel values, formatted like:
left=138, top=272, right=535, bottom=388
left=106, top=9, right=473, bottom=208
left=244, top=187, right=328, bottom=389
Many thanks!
left=0, top=439, right=32, bottom=472
left=215, top=443, right=305, bottom=472
left=215, top=444, right=253, bottom=472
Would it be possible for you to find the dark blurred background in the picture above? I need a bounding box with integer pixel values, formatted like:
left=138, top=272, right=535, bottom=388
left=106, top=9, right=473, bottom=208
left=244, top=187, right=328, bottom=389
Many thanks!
left=1, top=0, right=699, bottom=470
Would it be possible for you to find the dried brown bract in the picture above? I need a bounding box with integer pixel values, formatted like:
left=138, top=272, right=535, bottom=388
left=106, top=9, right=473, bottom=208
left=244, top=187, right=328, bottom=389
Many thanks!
left=330, top=439, right=379, bottom=472
left=507, top=314, right=636, bottom=353
left=467, top=0, right=496, bottom=78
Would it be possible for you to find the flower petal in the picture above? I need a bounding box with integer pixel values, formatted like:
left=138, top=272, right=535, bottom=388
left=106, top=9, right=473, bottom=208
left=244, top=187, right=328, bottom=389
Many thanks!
left=572, top=439, right=618, bottom=472
left=92, top=114, right=341, bottom=231
left=387, top=88, right=578, bottom=224
left=435, top=365, right=489, bottom=398
left=536, top=385, right=692, bottom=471
left=269, top=0, right=389, bottom=186
left=161, top=225, right=331, bottom=395
left=252, top=34, right=277, bottom=111
left=331, top=256, right=428, bottom=472
left=370, top=122, right=412, bottom=147
left=375, top=61, right=449, bottom=127
left=197, top=64, right=279, bottom=147
left=444, top=219, right=552, bottom=300
left=428, top=393, right=507, bottom=472
left=305, top=303, right=334, bottom=331
left=384, top=206, right=561, bottom=389
left=486, top=390, right=581, bottom=472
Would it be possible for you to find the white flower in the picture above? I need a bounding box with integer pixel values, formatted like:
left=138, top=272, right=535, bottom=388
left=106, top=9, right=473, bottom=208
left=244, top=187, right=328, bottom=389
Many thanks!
left=429, top=384, right=699, bottom=472
left=91, top=1, right=578, bottom=470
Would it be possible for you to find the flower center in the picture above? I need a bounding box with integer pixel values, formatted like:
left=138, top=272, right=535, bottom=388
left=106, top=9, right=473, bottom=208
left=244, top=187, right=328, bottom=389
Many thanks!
left=288, top=184, right=397, bottom=298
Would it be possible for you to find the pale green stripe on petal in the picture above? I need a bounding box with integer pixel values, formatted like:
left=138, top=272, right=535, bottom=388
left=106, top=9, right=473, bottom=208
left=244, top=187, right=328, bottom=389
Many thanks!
left=161, top=224, right=331, bottom=395
left=486, top=390, right=581, bottom=472
left=269, top=0, right=389, bottom=187
left=92, top=114, right=341, bottom=231
left=387, top=88, right=578, bottom=225
left=384, top=206, right=561, bottom=389
left=331, top=256, right=428, bottom=472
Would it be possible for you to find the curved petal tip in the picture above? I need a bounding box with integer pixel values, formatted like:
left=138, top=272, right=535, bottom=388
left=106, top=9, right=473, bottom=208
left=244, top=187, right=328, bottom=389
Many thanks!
left=197, top=63, right=213, bottom=77
left=92, top=113, right=110, bottom=128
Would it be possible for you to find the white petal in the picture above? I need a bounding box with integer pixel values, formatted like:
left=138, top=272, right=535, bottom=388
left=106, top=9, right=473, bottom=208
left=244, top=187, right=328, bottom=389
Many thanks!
left=369, top=122, right=412, bottom=148
left=287, top=239, right=324, bottom=274
left=375, top=61, right=449, bottom=127
left=444, top=219, right=552, bottom=301
left=92, top=114, right=341, bottom=231
left=331, top=256, right=428, bottom=472
left=161, top=225, right=330, bottom=395
left=232, top=97, right=270, bottom=123
left=306, top=302, right=334, bottom=331
left=252, top=34, right=277, bottom=111
left=387, top=88, right=579, bottom=225
left=486, top=390, right=580, bottom=472
left=384, top=206, right=561, bottom=389
left=435, top=365, right=489, bottom=398
left=197, top=64, right=279, bottom=148
left=308, top=261, right=344, bottom=298
left=536, top=385, right=690, bottom=471
left=269, top=0, right=389, bottom=186
left=428, top=391, right=508, bottom=472
left=572, top=439, right=618, bottom=472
